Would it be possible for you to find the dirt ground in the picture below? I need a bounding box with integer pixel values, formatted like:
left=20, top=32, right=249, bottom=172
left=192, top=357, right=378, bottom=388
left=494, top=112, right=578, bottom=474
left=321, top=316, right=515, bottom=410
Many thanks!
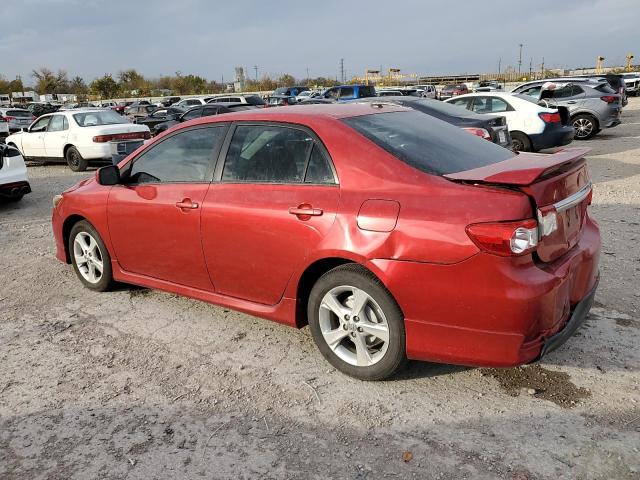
left=1, top=100, right=639, bottom=480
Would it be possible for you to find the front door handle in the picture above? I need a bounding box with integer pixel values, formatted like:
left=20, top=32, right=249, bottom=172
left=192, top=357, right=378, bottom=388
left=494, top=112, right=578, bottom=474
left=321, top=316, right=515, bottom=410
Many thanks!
left=567, top=101, right=576, bottom=104
left=176, top=199, right=199, bottom=210
left=289, top=204, right=323, bottom=219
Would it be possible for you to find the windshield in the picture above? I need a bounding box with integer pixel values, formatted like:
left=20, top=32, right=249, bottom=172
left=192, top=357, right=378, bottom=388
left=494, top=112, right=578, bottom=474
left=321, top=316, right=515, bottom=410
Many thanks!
left=343, top=111, right=512, bottom=176
left=6, top=110, right=33, bottom=118
left=245, top=95, right=265, bottom=106
left=73, top=110, right=129, bottom=127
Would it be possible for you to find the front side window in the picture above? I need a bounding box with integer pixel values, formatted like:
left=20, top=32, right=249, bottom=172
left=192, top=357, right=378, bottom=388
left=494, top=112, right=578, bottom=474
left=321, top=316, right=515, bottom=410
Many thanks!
left=202, top=106, right=221, bottom=117
left=48, top=115, right=68, bottom=132
left=222, top=125, right=315, bottom=183
left=30, top=116, right=51, bottom=131
left=128, top=126, right=225, bottom=184
left=325, top=88, right=339, bottom=100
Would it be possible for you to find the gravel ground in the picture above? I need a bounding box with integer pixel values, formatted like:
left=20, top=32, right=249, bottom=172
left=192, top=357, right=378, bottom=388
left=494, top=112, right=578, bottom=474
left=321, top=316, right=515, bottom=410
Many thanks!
left=1, top=100, right=639, bottom=480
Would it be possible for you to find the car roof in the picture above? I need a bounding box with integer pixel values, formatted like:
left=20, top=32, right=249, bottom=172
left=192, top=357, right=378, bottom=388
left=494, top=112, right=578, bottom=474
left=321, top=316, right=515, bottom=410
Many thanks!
left=177, top=103, right=408, bottom=129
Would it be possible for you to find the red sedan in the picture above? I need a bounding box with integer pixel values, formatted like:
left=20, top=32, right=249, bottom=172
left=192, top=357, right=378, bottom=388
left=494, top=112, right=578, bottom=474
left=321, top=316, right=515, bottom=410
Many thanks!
left=52, top=104, right=600, bottom=380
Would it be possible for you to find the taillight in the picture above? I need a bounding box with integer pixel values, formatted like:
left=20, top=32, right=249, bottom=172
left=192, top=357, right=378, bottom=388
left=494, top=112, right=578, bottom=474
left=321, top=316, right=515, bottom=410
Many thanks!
left=600, top=96, right=617, bottom=104
left=462, top=127, right=491, bottom=140
left=539, top=112, right=561, bottom=123
left=0, top=116, right=6, bottom=123
left=466, top=219, right=538, bottom=256
left=3, top=115, right=16, bottom=121
left=92, top=131, right=151, bottom=143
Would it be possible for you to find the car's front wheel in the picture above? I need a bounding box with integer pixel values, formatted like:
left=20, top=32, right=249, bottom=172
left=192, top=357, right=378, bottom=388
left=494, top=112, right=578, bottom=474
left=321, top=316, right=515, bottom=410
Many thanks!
left=308, top=264, right=406, bottom=380
left=69, top=220, right=114, bottom=291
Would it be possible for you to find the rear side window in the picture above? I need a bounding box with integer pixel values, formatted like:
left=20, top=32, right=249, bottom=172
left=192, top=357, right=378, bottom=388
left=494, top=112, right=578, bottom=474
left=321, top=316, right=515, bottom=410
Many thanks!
left=222, top=125, right=312, bottom=183
left=305, top=145, right=335, bottom=184
left=343, top=111, right=513, bottom=176
left=48, top=115, right=68, bottom=132
left=128, top=126, right=225, bottom=183
left=339, top=87, right=354, bottom=99
left=471, top=97, right=511, bottom=113
left=181, top=108, right=202, bottom=121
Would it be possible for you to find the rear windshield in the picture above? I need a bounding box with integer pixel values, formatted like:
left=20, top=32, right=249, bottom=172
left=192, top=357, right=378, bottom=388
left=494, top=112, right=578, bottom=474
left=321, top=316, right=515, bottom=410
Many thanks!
left=594, top=83, right=616, bottom=94
left=73, top=110, right=129, bottom=127
left=7, top=110, right=32, bottom=118
left=343, top=111, right=512, bottom=176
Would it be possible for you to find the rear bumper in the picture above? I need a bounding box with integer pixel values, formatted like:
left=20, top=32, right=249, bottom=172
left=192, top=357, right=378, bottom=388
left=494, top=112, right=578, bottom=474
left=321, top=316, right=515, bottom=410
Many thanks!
left=529, top=124, right=575, bottom=151
left=369, top=215, right=600, bottom=367
left=536, top=277, right=598, bottom=360
left=0, top=180, right=31, bottom=198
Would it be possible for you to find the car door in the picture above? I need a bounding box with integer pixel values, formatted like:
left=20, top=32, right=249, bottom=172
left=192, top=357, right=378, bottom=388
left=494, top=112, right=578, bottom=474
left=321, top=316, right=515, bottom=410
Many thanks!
left=472, top=96, right=516, bottom=138
left=447, top=97, right=472, bottom=110
left=107, top=125, right=228, bottom=290
left=44, top=114, right=69, bottom=158
left=201, top=123, right=340, bottom=305
left=20, top=115, right=50, bottom=158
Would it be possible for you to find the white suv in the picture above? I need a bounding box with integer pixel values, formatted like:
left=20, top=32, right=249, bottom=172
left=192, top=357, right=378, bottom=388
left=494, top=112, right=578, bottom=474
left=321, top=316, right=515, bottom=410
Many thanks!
left=414, top=85, right=437, bottom=99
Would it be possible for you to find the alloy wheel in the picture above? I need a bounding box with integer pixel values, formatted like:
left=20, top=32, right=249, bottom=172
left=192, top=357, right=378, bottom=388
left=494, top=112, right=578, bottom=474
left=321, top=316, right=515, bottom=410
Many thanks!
left=318, top=285, right=390, bottom=367
left=68, top=150, right=80, bottom=168
left=574, top=118, right=594, bottom=139
left=73, top=232, right=104, bottom=284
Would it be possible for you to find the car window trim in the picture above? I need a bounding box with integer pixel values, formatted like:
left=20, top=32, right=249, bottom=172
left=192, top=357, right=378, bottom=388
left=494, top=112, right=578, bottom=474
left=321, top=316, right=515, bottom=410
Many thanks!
left=119, top=123, right=230, bottom=186
left=213, top=120, right=339, bottom=186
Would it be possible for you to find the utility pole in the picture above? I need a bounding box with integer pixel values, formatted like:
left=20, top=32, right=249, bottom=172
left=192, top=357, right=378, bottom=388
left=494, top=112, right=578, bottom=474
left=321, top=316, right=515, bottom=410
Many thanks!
left=518, top=43, right=523, bottom=76
left=498, top=57, right=502, bottom=75
left=529, top=58, right=533, bottom=77
left=306, top=67, right=309, bottom=81
left=254, top=65, right=258, bottom=81
left=540, top=57, right=545, bottom=78
left=340, top=58, right=345, bottom=83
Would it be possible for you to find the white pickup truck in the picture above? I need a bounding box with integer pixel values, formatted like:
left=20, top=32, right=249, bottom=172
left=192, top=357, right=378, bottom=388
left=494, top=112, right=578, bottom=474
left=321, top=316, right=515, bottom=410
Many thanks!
left=622, top=73, right=640, bottom=97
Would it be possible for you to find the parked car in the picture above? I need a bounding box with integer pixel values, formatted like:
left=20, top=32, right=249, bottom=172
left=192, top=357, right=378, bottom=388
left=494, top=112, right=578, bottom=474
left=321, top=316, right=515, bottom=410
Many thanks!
left=265, top=95, right=297, bottom=107
left=0, top=94, right=11, bottom=107
left=207, top=94, right=265, bottom=106
left=160, top=96, right=181, bottom=107
left=446, top=92, right=574, bottom=152
left=0, top=115, right=8, bottom=138
left=134, top=107, right=185, bottom=133
left=358, top=96, right=511, bottom=148
left=414, top=84, right=437, bottom=99
left=172, top=98, right=210, bottom=109
left=273, top=86, right=309, bottom=97
left=99, top=101, right=118, bottom=108
left=52, top=103, right=600, bottom=380
left=321, top=85, right=377, bottom=102
left=439, top=84, right=469, bottom=100
left=512, top=81, right=622, bottom=140
left=25, top=102, right=60, bottom=118
left=126, top=105, right=157, bottom=122
left=114, top=101, right=134, bottom=114
left=377, top=89, right=405, bottom=97
left=621, top=73, right=640, bottom=97
left=5, top=109, right=150, bottom=171
left=153, top=103, right=256, bottom=135
left=0, top=143, right=31, bottom=202
left=0, top=108, right=35, bottom=133
left=474, top=80, right=503, bottom=92
left=295, top=90, right=321, bottom=102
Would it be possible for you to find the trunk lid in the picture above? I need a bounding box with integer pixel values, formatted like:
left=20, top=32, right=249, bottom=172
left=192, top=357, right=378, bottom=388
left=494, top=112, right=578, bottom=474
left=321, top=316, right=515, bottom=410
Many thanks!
left=445, top=148, right=592, bottom=262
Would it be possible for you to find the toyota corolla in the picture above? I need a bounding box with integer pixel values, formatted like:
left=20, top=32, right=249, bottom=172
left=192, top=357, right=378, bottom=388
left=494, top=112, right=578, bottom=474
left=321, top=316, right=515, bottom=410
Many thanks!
left=51, top=104, right=600, bottom=380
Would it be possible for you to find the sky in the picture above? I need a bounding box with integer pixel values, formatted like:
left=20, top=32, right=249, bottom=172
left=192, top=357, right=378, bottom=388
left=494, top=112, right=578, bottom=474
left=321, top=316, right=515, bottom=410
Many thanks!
left=1, top=0, right=639, bottom=85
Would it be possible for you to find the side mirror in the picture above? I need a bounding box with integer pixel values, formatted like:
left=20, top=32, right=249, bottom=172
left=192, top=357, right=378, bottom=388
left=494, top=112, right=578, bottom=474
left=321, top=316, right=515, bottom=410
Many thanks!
left=97, top=165, right=120, bottom=186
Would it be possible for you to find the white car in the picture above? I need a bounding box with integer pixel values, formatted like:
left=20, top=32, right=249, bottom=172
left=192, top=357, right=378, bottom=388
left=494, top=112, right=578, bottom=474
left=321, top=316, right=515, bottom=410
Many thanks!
left=172, top=97, right=210, bottom=109
left=5, top=109, right=150, bottom=171
left=445, top=92, right=575, bottom=152
left=0, top=144, right=31, bottom=202
left=414, top=84, right=437, bottom=99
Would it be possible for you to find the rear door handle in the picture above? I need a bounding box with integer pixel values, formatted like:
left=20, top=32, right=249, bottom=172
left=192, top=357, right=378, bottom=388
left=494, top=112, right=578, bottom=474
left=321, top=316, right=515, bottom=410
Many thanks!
left=176, top=199, right=199, bottom=210
left=567, top=101, right=576, bottom=104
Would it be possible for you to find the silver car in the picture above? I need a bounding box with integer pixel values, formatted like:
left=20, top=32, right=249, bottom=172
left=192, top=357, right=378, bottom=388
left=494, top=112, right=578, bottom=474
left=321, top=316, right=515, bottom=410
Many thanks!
left=0, top=107, right=35, bottom=133
left=512, top=80, right=622, bottom=140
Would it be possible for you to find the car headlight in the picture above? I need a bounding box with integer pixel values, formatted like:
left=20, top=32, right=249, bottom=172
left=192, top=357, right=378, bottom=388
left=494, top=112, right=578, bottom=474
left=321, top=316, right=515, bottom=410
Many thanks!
left=53, top=194, right=63, bottom=209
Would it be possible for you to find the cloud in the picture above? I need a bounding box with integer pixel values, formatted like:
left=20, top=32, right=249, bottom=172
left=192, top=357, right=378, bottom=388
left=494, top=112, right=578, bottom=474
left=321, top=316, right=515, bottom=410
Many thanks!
left=2, top=0, right=638, bottom=84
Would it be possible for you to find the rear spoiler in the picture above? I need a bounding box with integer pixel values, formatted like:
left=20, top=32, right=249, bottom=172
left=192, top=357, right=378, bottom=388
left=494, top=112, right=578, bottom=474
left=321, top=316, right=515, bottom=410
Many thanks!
left=444, top=148, right=590, bottom=186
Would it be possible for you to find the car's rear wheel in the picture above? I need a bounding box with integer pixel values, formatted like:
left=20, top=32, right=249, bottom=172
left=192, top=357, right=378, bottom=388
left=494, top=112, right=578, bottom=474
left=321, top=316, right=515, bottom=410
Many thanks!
left=572, top=114, right=599, bottom=140
left=308, top=264, right=406, bottom=380
left=69, top=220, right=114, bottom=291
left=511, top=131, right=532, bottom=152
left=66, top=146, right=88, bottom=172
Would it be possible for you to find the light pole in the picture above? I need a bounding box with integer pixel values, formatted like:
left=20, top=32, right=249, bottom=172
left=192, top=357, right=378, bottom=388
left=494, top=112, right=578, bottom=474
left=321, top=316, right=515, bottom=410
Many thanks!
left=254, top=65, right=258, bottom=82
left=518, top=43, right=523, bottom=76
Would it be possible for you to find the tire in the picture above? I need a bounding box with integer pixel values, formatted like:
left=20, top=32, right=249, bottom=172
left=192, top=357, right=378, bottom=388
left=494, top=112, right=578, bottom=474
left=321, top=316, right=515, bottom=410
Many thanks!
left=307, top=264, right=406, bottom=381
left=572, top=114, right=599, bottom=140
left=68, top=220, right=115, bottom=291
left=511, top=131, right=532, bottom=152
left=65, top=146, right=88, bottom=172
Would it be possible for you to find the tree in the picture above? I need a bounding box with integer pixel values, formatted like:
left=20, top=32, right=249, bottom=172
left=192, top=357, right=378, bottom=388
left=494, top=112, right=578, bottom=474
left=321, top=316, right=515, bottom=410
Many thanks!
left=70, top=76, right=88, bottom=101
left=90, top=74, right=119, bottom=99
left=118, top=69, right=147, bottom=95
left=32, top=68, right=69, bottom=93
